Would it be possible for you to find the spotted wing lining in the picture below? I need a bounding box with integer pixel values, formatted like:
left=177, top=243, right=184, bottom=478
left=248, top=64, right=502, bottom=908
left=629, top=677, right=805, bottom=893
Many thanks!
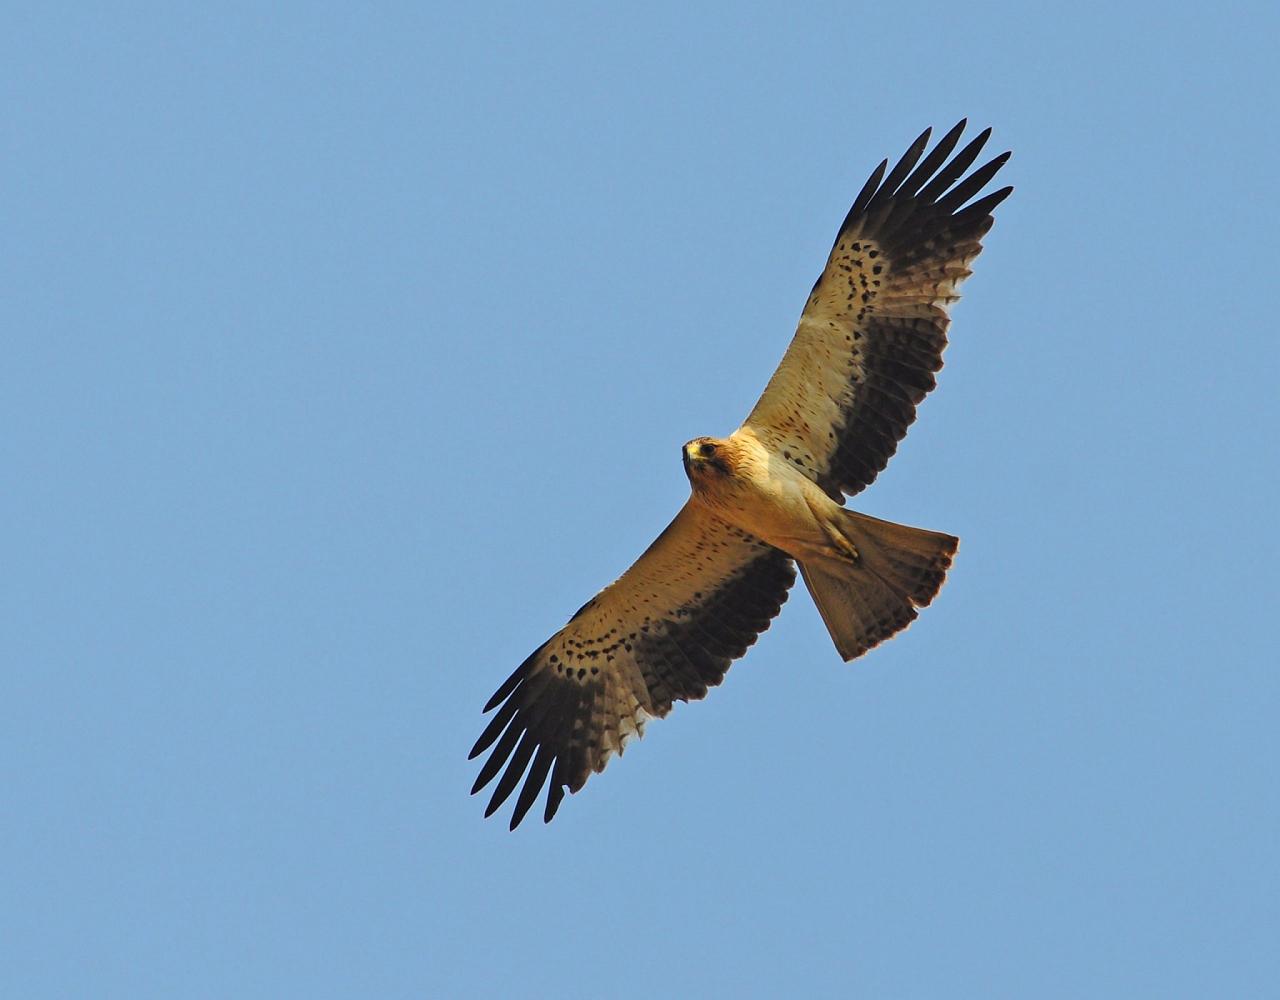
left=743, top=120, right=1013, bottom=501
left=470, top=502, right=795, bottom=829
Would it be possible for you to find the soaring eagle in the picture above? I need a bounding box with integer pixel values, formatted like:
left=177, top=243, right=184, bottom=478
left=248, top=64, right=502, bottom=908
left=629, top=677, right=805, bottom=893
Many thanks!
left=471, top=121, right=1012, bottom=828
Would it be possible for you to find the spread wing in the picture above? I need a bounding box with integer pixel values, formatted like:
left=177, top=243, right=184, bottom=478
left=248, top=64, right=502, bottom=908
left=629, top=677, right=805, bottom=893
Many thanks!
left=742, top=120, right=1012, bottom=501
left=470, top=502, right=795, bottom=829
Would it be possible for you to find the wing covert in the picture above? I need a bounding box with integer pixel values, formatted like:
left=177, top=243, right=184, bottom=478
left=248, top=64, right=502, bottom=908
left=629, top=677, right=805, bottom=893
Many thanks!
left=470, top=502, right=795, bottom=829
left=743, top=120, right=1012, bottom=500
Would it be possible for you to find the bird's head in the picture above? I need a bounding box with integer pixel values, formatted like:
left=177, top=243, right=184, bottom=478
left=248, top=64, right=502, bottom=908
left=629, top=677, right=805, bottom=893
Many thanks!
left=682, top=436, right=732, bottom=484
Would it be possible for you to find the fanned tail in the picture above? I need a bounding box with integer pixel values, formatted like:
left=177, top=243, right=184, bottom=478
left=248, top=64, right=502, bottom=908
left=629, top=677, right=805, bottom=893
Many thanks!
left=799, top=510, right=957, bottom=662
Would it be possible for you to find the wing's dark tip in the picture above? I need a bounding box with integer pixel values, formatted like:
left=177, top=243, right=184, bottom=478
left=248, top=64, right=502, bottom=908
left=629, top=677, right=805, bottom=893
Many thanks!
left=844, top=158, right=889, bottom=226
left=508, top=745, right=556, bottom=830
left=907, top=126, right=932, bottom=156
left=481, top=642, right=548, bottom=713
left=881, top=128, right=932, bottom=194
left=969, top=183, right=1015, bottom=215
left=470, top=696, right=520, bottom=759
left=836, top=122, right=1013, bottom=253
left=483, top=683, right=514, bottom=713
left=544, top=784, right=565, bottom=824
left=966, top=125, right=994, bottom=152
left=935, top=150, right=1013, bottom=214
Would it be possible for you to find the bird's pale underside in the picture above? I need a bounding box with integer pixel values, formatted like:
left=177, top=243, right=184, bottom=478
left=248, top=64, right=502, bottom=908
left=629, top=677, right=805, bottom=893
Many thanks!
left=471, top=121, right=1012, bottom=829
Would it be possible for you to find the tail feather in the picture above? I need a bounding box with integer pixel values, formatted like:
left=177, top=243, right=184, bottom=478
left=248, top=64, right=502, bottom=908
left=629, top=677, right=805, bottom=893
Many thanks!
left=800, top=510, right=957, bottom=662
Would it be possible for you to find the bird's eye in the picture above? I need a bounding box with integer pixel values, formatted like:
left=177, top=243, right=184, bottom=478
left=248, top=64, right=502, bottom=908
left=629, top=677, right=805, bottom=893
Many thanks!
left=699, top=443, right=717, bottom=457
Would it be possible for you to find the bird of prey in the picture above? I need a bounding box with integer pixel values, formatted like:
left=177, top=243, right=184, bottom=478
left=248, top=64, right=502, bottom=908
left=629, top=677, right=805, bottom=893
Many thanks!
left=471, top=121, right=1012, bottom=829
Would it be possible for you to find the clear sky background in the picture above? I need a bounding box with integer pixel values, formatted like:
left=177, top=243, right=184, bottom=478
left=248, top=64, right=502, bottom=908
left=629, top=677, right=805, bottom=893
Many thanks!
left=4, top=3, right=1277, bottom=998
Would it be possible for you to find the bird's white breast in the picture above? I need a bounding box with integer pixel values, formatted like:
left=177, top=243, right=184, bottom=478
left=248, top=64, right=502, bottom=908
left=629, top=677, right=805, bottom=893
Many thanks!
left=695, top=427, right=837, bottom=559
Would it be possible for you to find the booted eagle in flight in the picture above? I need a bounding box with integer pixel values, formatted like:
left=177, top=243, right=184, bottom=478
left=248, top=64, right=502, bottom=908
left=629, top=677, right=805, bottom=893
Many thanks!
left=471, top=121, right=1012, bottom=828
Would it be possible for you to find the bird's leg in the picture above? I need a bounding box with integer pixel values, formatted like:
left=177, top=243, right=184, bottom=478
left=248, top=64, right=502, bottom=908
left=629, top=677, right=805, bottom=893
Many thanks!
left=803, top=494, right=861, bottom=564
left=822, top=520, right=860, bottom=563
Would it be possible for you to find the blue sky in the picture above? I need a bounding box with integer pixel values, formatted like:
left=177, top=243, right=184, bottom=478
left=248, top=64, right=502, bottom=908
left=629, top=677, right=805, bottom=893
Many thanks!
left=3, top=3, right=1277, bottom=997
